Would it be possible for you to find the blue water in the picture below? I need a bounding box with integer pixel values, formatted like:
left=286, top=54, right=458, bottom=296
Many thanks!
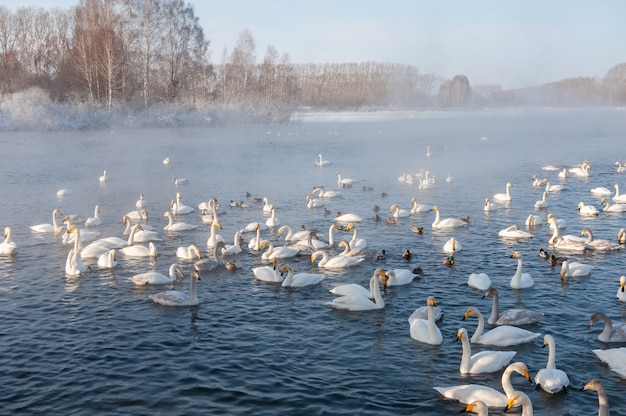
left=0, top=108, right=625, bottom=415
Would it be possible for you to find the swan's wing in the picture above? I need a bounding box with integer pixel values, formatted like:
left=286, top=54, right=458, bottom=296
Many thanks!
left=331, top=294, right=376, bottom=311
left=433, top=385, right=507, bottom=407
left=478, top=327, right=541, bottom=346
left=469, top=350, right=516, bottom=373
left=496, top=309, right=543, bottom=326
left=330, top=284, right=371, bottom=298
left=149, top=290, right=189, bottom=305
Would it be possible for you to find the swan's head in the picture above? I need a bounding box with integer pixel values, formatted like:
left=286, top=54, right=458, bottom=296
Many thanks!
left=510, top=362, right=531, bottom=381
left=580, top=227, right=591, bottom=237
left=510, top=251, right=521, bottom=259
left=191, top=269, right=200, bottom=280
left=484, top=197, right=490, bottom=205
left=190, top=245, right=202, bottom=259
left=430, top=205, right=439, bottom=211
left=280, top=264, right=292, bottom=276
left=507, top=183, right=513, bottom=187
left=482, top=287, right=498, bottom=299
left=389, top=204, right=398, bottom=213
left=588, top=312, right=606, bottom=328
left=600, top=198, right=607, bottom=205
left=213, top=220, right=222, bottom=229
left=618, top=228, right=626, bottom=243
left=344, top=223, right=355, bottom=231
left=463, top=401, right=488, bottom=414
left=163, top=211, right=171, bottom=218
left=506, top=391, right=529, bottom=411
left=462, top=307, right=478, bottom=321
left=542, top=334, right=554, bottom=349
left=456, top=327, right=468, bottom=341
left=149, top=242, right=157, bottom=257
left=582, top=379, right=604, bottom=393
left=54, top=208, right=63, bottom=216
left=338, top=239, right=350, bottom=249
left=577, top=202, right=585, bottom=210
left=427, top=296, right=436, bottom=307
left=614, top=184, right=619, bottom=189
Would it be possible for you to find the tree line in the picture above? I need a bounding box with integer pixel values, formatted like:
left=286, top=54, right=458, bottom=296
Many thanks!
left=1, top=0, right=625, bottom=124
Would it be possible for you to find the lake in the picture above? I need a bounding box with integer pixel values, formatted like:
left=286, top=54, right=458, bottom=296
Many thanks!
left=0, top=108, right=625, bottom=415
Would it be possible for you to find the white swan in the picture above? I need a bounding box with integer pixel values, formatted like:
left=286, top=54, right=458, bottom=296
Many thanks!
left=411, top=197, right=429, bottom=214
left=468, top=272, right=491, bottom=291
left=131, top=264, right=184, bottom=285
left=552, top=235, right=594, bottom=253
left=311, top=245, right=365, bottom=268
left=431, top=205, right=468, bottom=229
left=172, top=176, right=188, bottom=186
left=601, top=197, right=626, bottom=212
left=65, top=226, right=89, bottom=276
left=247, top=223, right=262, bottom=251
left=591, top=187, right=613, bottom=196
left=149, top=269, right=200, bottom=306
left=588, top=312, right=626, bottom=342
left=162, top=157, right=170, bottom=165
left=613, top=184, right=626, bottom=203
left=312, top=186, right=342, bottom=199
left=455, top=327, right=516, bottom=374
left=619, top=228, right=626, bottom=244
left=531, top=175, right=542, bottom=188
left=30, top=208, right=64, bottom=233
left=335, top=212, right=363, bottom=223
left=559, top=260, right=592, bottom=278
left=314, top=153, right=330, bottom=166
left=499, top=225, right=533, bottom=239
left=85, top=205, right=102, bottom=227
left=569, top=161, right=590, bottom=177
left=535, top=334, right=569, bottom=394
left=135, top=194, right=145, bottom=209
left=261, top=197, right=273, bottom=214
left=260, top=239, right=300, bottom=260
left=558, top=168, right=568, bottom=178
left=578, top=201, right=599, bottom=216
left=616, top=161, right=626, bottom=173
left=176, top=244, right=202, bottom=260
left=505, top=391, right=533, bottom=416
left=544, top=180, right=564, bottom=193
left=163, top=211, right=197, bottom=231
left=305, top=195, right=324, bottom=208
left=509, top=252, right=534, bottom=289
left=336, top=170, right=356, bottom=186
left=97, top=249, right=117, bottom=269
left=443, top=237, right=462, bottom=253
left=493, top=182, right=512, bottom=203
left=463, top=307, right=541, bottom=346
left=546, top=213, right=566, bottom=230
left=525, top=214, right=542, bottom=228
left=434, top=361, right=531, bottom=407
left=124, top=219, right=160, bottom=243
left=98, top=169, right=107, bottom=182
left=408, top=296, right=443, bottom=345
left=384, top=269, right=418, bottom=286
left=171, top=192, right=193, bottom=215
left=582, top=379, right=610, bottom=416
left=483, top=287, right=543, bottom=326
left=222, top=230, right=243, bottom=256
left=280, top=264, right=325, bottom=287
left=617, top=276, right=626, bottom=302
left=345, top=223, right=366, bottom=252
left=206, top=218, right=225, bottom=248
left=330, top=269, right=387, bottom=311
left=592, top=348, right=626, bottom=379
left=580, top=227, right=621, bottom=251
left=277, top=225, right=312, bottom=243
left=119, top=241, right=157, bottom=258
left=389, top=204, right=409, bottom=218
left=0, top=227, right=17, bottom=255
left=252, top=258, right=282, bottom=282
left=330, top=281, right=372, bottom=298
left=265, top=205, right=279, bottom=228
left=534, top=191, right=548, bottom=209
left=484, top=197, right=498, bottom=212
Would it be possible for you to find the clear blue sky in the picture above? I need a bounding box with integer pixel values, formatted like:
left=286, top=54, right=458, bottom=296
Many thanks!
left=6, top=0, right=626, bottom=89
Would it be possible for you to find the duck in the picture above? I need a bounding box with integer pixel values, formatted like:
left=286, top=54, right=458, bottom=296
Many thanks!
left=98, top=169, right=107, bottom=183
left=534, top=191, right=548, bottom=209
left=617, top=276, right=626, bottom=302
left=443, top=237, right=462, bottom=253
left=149, top=269, right=200, bottom=306
left=560, top=260, right=592, bottom=278
left=411, top=226, right=424, bottom=234
left=455, top=327, right=516, bottom=374
left=402, top=249, right=411, bottom=261
left=444, top=255, right=454, bottom=266
left=30, top=208, right=64, bottom=233
left=612, top=183, right=626, bottom=203
left=0, top=227, right=17, bottom=255
left=434, top=361, right=532, bottom=408
left=97, top=249, right=117, bottom=269
left=375, top=249, right=386, bottom=261
left=582, top=379, right=610, bottom=416
left=580, top=227, right=621, bottom=251
left=509, top=252, right=534, bottom=289
left=84, top=205, right=102, bottom=227
left=408, top=296, right=442, bottom=345
left=468, top=272, right=491, bottom=291
left=389, top=204, right=409, bottom=218
left=330, top=268, right=387, bottom=311
left=314, top=153, right=330, bottom=166
left=592, top=348, right=626, bottom=379
left=588, top=312, right=626, bottom=342
left=119, top=241, right=157, bottom=258
left=463, top=307, right=541, bottom=346
left=130, top=263, right=183, bottom=285
left=384, top=269, right=419, bottom=286
left=550, top=254, right=567, bottom=267
left=163, top=211, right=197, bottom=231
left=600, top=197, right=626, bottom=212
left=535, top=334, right=570, bottom=394
left=578, top=201, right=599, bottom=216
left=259, top=239, right=300, bottom=260
left=493, top=182, right=513, bottom=203
left=344, top=223, right=367, bottom=253
left=505, top=391, right=533, bottom=416
left=483, top=287, right=543, bottom=326
left=171, top=192, right=194, bottom=215
left=430, top=205, right=468, bottom=229
left=280, top=264, right=325, bottom=287
left=410, top=197, right=429, bottom=214
left=176, top=244, right=202, bottom=260
left=483, top=197, right=498, bottom=211
left=538, top=248, right=550, bottom=259
left=499, top=225, right=533, bottom=239
left=252, top=258, right=282, bottom=282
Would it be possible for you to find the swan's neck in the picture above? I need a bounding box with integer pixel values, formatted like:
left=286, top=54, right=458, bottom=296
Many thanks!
left=167, top=214, right=174, bottom=228
left=169, top=265, right=179, bottom=279
left=328, top=225, right=335, bottom=246
left=370, top=274, right=384, bottom=307
left=189, top=275, right=198, bottom=305
left=584, top=229, right=594, bottom=243
left=549, top=221, right=560, bottom=243
left=350, top=227, right=358, bottom=246
left=520, top=398, right=533, bottom=416
left=598, top=315, right=613, bottom=341
left=282, top=267, right=294, bottom=286
left=501, top=365, right=516, bottom=397
left=339, top=243, right=350, bottom=256
left=546, top=338, right=557, bottom=369
left=427, top=303, right=437, bottom=337
left=52, top=212, right=60, bottom=230
left=433, top=208, right=441, bottom=226
left=72, top=229, right=82, bottom=252
left=459, top=334, right=472, bottom=373
left=488, top=293, right=500, bottom=325
left=253, top=227, right=261, bottom=251
left=283, top=226, right=293, bottom=241
left=316, top=252, right=328, bottom=266
left=470, top=311, right=485, bottom=343
left=511, top=258, right=523, bottom=285
left=597, top=389, right=610, bottom=416
left=128, top=226, right=138, bottom=245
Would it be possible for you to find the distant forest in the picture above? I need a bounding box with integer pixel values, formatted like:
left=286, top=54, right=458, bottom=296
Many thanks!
left=2, top=0, right=626, bottom=128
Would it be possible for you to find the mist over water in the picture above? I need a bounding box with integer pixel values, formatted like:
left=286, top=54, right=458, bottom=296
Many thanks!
left=0, top=109, right=625, bottom=415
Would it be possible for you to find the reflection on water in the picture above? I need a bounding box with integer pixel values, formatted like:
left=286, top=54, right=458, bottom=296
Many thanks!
left=0, top=109, right=625, bottom=415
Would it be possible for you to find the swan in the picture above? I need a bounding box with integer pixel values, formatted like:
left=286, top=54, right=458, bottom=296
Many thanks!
left=81, top=223, right=142, bottom=259
left=171, top=192, right=193, bottom=215
left=265, top=205, right=279, bottom=228
left=468, top=272, right=491, bottom=291
left=336, top=170, right=356, bottom=186
left=535, top=334, right=569, bottom=394
left=408, top=296, right=442, bottom=345
left=314, top=153, right=330, bottom=166
left=312, top=186, right=342, bottom=199
left=247, top=223, right=263, bottom=251
left=483, top=197, right=498, bottom=212
left=200, top=198, right=221, bottom=224
left=135, top=194, right=145, bottom=209
left=613, top=184, right=626, bottom=203
left=531, top=175, right=542, bottom=188
left=544, top=180, right=564, bottom=193
left=57, top=189, right=72, bottom=197
left=176, top=244, right=202, bottom=260
left=163, top=211, right=197, bottom=231
left=119, top=241, right=157, bottom=258
left=443, top=237, right=462, bottom=253
left=330, top=280, right=372, bottom=298
left=582, top=379, right=610, bottom=416
left=335, top=212, right=362, bottom=223
left=280, top=264, right=325, bottom=287
left=172, top=176, right=188, bottom=186
left=534, top=191, right=548, bottom=209
left=162, top=157, right=170, bottom=165
left=619, top=228, right=626, bottom=244
left=389, top=204, right=409, bottom=218
left=97, top=249, right=117, bottom=268
left=260, top=239, right=300, bottom=260
left=261, top=197, right=273, bottom=214
left=206, top=219, right=225, bottom=249
left=463, top=307, right=541, bottom=346
left=616, top=161, right=626, bottom=173
left=591, top=187, right=613, bottom=196
left=546, top=214, right=568, bottom=232
left=559, top=260, right=592, bottom=278
left=149, top=269, right=200, bottom=306
left=384, top=269, right=418, bottom=286
left=505, top=391, right=533, bottom=416
left=277, top=225, right=312, bottom=243
left=509, top=252, right=534, bottom=289
left=525, top=214, right=542, bottom=227
left=58, top=218, right=100, bottom=244
left=30, top=208, right=64, bottom=233
left=434, top=361, right=531, bottom=408
left=569, top=161, right=590, bottom=177
left=411, top=197, right=429, bottom=213
left=222, top=230, right=243, bottom=256
left=601, top=198, right=626, bottom=212
left=592, top=347, right=626, bottom=379
left=0, top=227, right=17, bottom=255
left=252, top=258, right=282, bottom=282
left=85, top=205, right=102, bottom=227
left=98, top=169, right=107, bottom=182
left=311, top=245, right=365, bottom=269
left=65, top=226, right=89, bottom=276
left=430, top=205, right=468, bottom=229
left=330, top=269, right=387, bottom=311
left=131, top=263, right=183, bottom=285
left=558, top=168, right=568, bottom=178
left=617, top=276, right=626, bottom=302
left=580, top=227, right=621, bottom=251
left=455, top=327, right=516, bottom=374
left=125, top=219, right=160, bottom=243
left=125, top=207, right=149, bottom=223
left=345, top=223, right=366, bottom=252
left=588, top=312, right=626, bottom=342
left=578, top=201, right=599, bottom=216
left=483, top=287, right=543, bottom=326
left=499, top=225, right=533, bottom=239
left=552, top=235, right=595, bottom=253
left=306, top=195, right=325, bottom=208
left=493, top=182, right=512, bottom=203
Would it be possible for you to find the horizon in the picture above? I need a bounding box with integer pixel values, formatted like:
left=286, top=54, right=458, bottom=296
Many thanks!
left=4, top=0, right=626, bottom=90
